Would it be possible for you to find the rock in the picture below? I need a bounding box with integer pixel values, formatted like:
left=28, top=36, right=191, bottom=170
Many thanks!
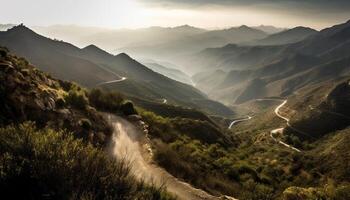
left=137, top=121, right=145, bottom=127
left=95, top=132, right=106, bottom=144
left=127, top=114, right=142, bottom=121
left=57, top=109, right=71, bottom=116
left=45, top=97, right=56, bottom=110
left=20, top=68, right=30, bottom=76
left=34, top=99, right=46, bottom=110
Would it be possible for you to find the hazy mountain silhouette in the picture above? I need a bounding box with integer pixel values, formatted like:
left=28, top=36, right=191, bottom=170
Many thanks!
left=197, top=25, right=267, bottom=44
left=247, top=26, right=318, bottom=46
left=252, top=25, right=287, bottom=34
left=34, top=24, right=206, bottom=51
left=0, top=25, right=234, bottom=116
left=117, top=25, right=267, bottom=64
left=142, top=62, right=193, bottom=85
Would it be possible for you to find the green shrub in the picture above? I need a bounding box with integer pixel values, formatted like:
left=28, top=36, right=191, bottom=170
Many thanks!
left=65, top=88, right=89, bottom=110
left=236, top=164, right=259, bottom=181
left=88, top=88, right=124, bottom=112
left=333, top=185, right=350, bottom=200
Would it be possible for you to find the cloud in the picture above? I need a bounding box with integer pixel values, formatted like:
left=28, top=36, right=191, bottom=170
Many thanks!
left=138, top=0, right=350, bottom=13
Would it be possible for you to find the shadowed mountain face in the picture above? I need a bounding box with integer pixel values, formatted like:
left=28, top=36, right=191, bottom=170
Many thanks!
left=0, top=25, right=234, bottom=117
left=142, top=62, right=193, bottom=85
left=189, top=20, right=350, bottom=104
left=281, top=79, right=350, bottom=139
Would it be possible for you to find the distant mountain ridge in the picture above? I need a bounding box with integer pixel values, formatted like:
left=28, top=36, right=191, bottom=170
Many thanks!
left=33, top=24, right=270, bottom=70
left=189, top=19, right=350, bottom=104
left=117, top=25, right=268, bottom=65
left=252, top=25, right=287, bottom=34
left=0, top=25, right=234, bottom=117
left=247, top=26, right=318, bottom=46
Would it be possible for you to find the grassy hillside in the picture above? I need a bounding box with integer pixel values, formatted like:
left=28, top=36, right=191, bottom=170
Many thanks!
left=1, top=43, right=350, bottom=200
left=0, top=47, right=175, bottom=199
left=285, top=79, right=350, bottom=139
left=136, top=76, right=350, bottom=199
left=0, top=47, right=113, bottom=146
left=0, top=123, right=173, bottom=200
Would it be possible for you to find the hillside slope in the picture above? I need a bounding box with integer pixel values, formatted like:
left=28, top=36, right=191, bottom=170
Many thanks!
left=0, top=47, right=176, bottom=200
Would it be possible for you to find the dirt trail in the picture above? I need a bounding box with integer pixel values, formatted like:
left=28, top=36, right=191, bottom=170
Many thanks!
left=109, top=115, right=236, bottom=200
left=228, top=116, right=252, bottom=129
left=270, top=100, right=302, bottom=152
left=96, top=77, right=127, bottom=86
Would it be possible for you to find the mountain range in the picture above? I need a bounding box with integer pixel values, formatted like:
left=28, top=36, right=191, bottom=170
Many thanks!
left=187, top=20, right=350, bottom=104
left=0, top=25, right=234, bottom=117
left=246, top=26, right=318, bottom=46
left=31, top=24, right=286, bottom=70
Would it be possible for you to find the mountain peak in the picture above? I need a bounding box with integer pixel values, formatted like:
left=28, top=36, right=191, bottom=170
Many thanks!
left=7, top=24, right=34, bottom=34
left=173, top=24, right=203, bottom=32
left=115, top=52, right=132, bottom=60
left=239, top=25, right=250, bottom=29
left=176, top=24, right=192, bottom=28
left=82, top=44, right=112, bottom=56
left=293, top=26, right=315, bottom=31
left=83, top=44, right=104, bottom=52
left=83, top=44, right=99, bottom=50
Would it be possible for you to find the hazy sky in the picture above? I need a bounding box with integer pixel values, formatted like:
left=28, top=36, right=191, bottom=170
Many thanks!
left=1, top=0, right=349, bottom=29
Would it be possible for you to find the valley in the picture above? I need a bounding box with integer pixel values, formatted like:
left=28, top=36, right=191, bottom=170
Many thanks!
left=1, top=5, right=350, bottom=200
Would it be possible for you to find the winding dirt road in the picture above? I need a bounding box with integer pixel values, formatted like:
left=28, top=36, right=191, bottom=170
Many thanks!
left=228, top=116, right=252, bottom=129
left=270, top=100, right=302, bottom=152
left=108, top=115, right=237, bottom=200
left=228, top=99, right=302, bottom=152
left=96, top=77, right=127, bottom=86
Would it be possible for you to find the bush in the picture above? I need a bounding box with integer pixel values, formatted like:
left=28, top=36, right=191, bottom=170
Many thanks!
left=55, top=97, right=65, bottom=108
left=0, top=122, right=173, bottom=200
left=79, top=118, right=92, bottom=130
left=121, top=101, right=138, bottom=116
left=88, top=88, right=124, bottom=112
left=334, top=185, right=350, bottom=200
left=236, top=164, right=259, bottom=181
left=65, top=88, right=89, bottom=110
